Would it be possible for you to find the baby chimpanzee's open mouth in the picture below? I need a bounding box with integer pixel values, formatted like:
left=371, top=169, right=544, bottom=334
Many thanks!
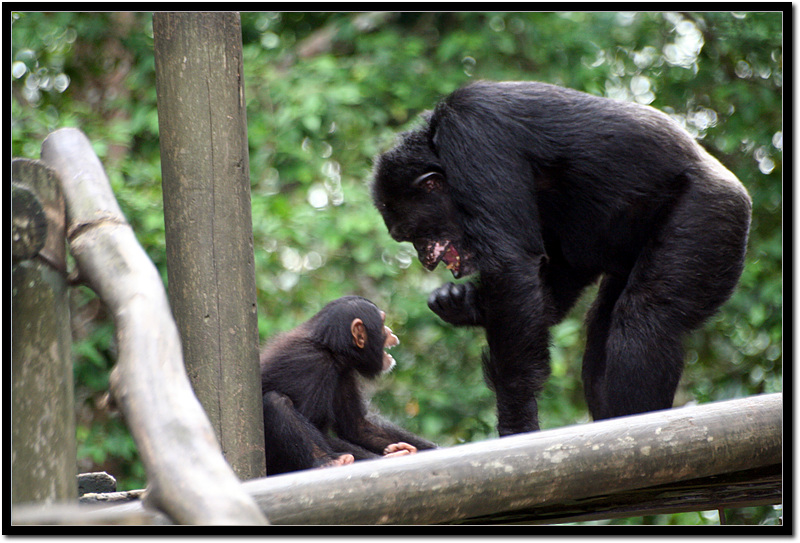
left=414, top=239, right=476, bottom=279
left=383, top=326, right=398, bottom=372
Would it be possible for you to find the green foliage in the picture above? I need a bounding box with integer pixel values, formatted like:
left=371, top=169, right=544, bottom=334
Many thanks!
left=12, top=12, right=782, bottom=522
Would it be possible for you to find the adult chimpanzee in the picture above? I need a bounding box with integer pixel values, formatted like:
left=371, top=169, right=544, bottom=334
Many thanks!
left=371, top=80, right=751, bottom=436
left=260, top=296, right=436, bottom=475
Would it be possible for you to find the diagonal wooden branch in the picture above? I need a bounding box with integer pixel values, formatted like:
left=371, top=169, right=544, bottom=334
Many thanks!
left=40, top=127, right=267, bottom=525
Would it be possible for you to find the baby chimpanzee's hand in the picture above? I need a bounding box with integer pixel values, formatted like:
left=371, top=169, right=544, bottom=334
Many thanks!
left=383, top=442, right=418, bottom=458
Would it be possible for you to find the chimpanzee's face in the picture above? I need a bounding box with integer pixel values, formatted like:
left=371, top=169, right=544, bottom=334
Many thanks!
left=371, top=131, right=477, bottom=279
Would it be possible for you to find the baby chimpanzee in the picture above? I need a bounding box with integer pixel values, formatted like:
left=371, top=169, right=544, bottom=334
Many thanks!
left=260, top=296, right=436, bottom=475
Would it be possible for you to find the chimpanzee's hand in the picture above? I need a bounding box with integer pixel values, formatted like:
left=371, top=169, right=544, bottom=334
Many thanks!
left=383, top=442, right=417, bottom=458
left=427, top=282, right=483, bottom=327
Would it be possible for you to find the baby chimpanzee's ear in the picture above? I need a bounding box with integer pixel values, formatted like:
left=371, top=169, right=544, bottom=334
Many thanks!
left=351, top=318, right=367, bottom=349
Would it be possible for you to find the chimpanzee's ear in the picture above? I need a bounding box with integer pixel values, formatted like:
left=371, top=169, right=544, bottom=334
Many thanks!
left=351, top=318, right=367, bottom=349
left=412, top=171, right=445, bottom=193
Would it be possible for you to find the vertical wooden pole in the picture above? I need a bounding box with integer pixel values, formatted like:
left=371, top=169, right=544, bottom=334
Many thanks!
left=11, top=159, right=76, bottom=504
left=153, top=12, right=265, bottom=481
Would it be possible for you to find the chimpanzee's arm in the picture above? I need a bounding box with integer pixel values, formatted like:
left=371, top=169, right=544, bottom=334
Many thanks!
left=332, top=374, right=437, bottom=456
left=429, top=261, right=597, bottom=329
left=342, top=415, right=437, bottom=455
left=365, top=413, right=438, bottom=451
left=428, top=96, right=564, bottom=435
left=478, top=268, right=553, bottom=435
left=334, top=408, right=437, bottom=456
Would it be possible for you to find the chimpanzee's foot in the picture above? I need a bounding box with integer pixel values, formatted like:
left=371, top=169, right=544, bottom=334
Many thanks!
left=318, top=454, right=354, bottom=468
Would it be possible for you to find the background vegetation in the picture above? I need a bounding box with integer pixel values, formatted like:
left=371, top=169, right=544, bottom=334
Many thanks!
left=11, top=11, right=782, bottom=525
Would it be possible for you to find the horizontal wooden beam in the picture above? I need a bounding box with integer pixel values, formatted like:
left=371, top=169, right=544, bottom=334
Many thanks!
left=454, top=463, right=782, bottom=524
left=246, top=393, right=782, bottom=524
left=11, top=394, right=781, bottom=526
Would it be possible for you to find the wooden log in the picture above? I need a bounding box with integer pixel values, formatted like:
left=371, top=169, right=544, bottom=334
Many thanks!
left=453, top=464, right=782, bottom=524
left=10, top=466, right=781, bottom=526
left=79, top=489, right=146, bottom=505
left=241, top=393, right=782, bottom=525
left=39, top=127, right=267, bottom=525
left=12, top=183, right=47, bottom=261
left=12, top=500, right=171, bottom=526
left=11, top=394, right=782, bottom=526
left=12, top=159, right=66, bottom=268
left=11, top=159, right=76, bottom=505
left=77, top=472, right=117, bottom=495
left=153, top=11, right=265, bottom=481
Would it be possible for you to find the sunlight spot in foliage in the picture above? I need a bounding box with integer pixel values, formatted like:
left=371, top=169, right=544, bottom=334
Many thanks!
left=308, top=184, right=328, bottom=209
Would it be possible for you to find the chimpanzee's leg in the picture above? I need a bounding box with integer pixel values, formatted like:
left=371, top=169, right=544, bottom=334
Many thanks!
left=581, top=275, right=627, bottom=420
left=262, top=391, right=353, bottom=475
left=583, top=178, right=750, bottom=420
left=325, top=435, right=379, bottom=461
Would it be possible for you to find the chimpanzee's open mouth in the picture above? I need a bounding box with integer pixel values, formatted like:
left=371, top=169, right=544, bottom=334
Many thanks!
left=414, top=239, right=476, bottom=279
left=383, top=349, right=396, bottom=372
left=383, top=331, right=398, bottom=372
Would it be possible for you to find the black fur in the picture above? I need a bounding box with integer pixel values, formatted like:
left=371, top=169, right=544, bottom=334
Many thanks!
left=372, top=81, right=751, bottom=435
left=260, top=296, right=436, bottom=475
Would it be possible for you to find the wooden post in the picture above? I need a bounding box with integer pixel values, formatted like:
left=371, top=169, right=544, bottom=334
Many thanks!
left=11, top=159, right=76, bottom=505
left=153, top=12, right=265, bottom=481
left=40, top=128, right=267, bottom=525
